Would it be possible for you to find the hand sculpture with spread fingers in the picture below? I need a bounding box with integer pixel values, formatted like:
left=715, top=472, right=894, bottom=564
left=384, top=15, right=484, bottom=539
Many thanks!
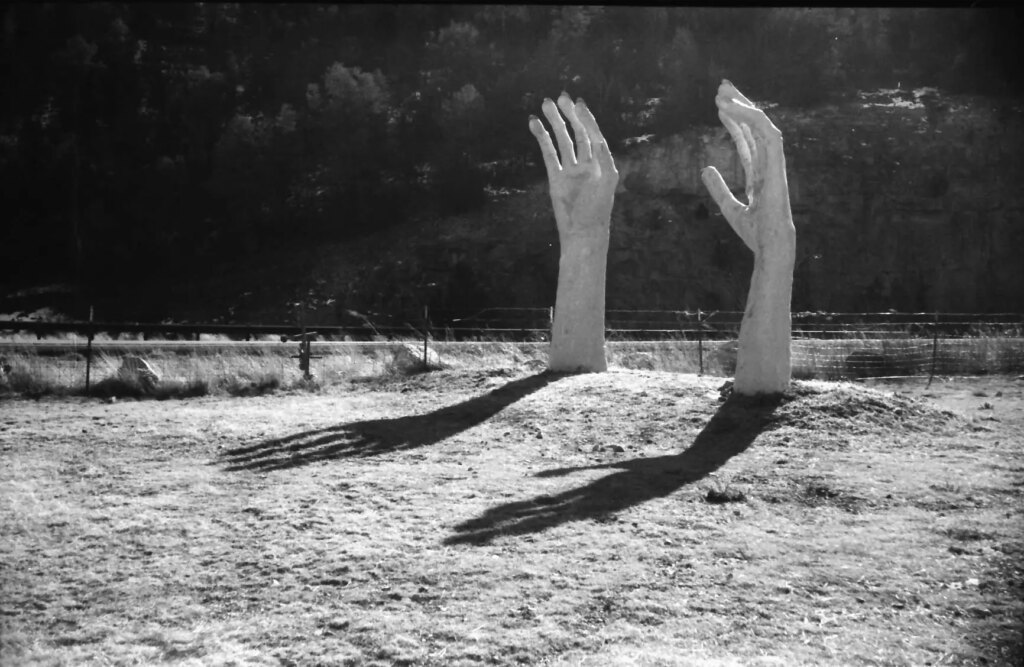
left=701, top=80, right=797, bottom=395
left=530, top=93, right=619, bottom=372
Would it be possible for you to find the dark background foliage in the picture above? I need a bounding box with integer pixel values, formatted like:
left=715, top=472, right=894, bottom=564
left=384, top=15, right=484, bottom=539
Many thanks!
left=2, top=5, right=1022, bottom=318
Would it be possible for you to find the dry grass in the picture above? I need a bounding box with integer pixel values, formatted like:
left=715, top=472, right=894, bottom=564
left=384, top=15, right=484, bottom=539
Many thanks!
left=1, top=368, right=1022, bottom=666
left=1, top=336, right=1021, bottom=400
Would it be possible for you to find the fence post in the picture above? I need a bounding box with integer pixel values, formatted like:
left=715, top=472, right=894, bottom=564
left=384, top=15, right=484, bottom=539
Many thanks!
left=423, top=305, right=429, bottom=367
left=697, top=310, right=704, bottom=376
left=698, top=332, right=704, bottom=376
left=298, top=306, right=312, bottom=381
left=85, top=305, right=94, bottom=393
left=927, top=310, right=939, bottom=388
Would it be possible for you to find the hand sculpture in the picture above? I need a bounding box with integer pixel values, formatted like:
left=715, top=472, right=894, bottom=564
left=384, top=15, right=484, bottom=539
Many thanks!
left=701, top=80, right=796, bottom=395
left=530, top=93, right=619, bottom=372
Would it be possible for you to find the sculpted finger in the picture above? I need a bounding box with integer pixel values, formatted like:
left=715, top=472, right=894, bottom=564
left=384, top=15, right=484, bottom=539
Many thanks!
left=718, top=96, right=782, bottom=141
left=701, top=166, right=745, bottom=221
left=558, top=93, right=591, bottom=162
left=718, top=92, right=785, bottom=195
left=719, top=110, right=752, bottom=198
left=718, top=79, right=755, bottom=108
left=740, top=122, right=761, bottom=203
left=529, top=115, right=562, bottom=180
left=576, top=99, right=616, bottom=175
left=702, top=166, right=754, bottom=250
left=542, top=97, right=576, bottom=167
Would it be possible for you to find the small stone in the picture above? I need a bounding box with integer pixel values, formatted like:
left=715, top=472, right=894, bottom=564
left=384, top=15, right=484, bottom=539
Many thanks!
left=706, top=487, right=746, bottom=504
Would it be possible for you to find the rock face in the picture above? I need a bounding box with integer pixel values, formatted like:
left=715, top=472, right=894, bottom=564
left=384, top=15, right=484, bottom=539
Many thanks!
left=320, top=90, right=1023, bottom=323
left=607, top=90, right=1024, bottom=314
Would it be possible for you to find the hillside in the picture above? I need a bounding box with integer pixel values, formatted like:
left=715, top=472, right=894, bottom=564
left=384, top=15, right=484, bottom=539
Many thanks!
left=8, top=89, right=1019, bottom=327
left=148, top=88, right=1024, bottom=327
left=6, top=6, right=1024, bottom=327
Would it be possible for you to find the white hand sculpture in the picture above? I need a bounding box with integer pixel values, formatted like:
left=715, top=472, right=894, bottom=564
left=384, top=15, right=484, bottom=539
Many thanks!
left=701, top=80, right=796, bottom=395
left=530, top=93, right=619, bottom=372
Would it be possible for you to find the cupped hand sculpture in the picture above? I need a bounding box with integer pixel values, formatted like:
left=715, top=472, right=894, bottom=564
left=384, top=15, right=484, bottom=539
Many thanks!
left=701, top=80, right=797, bottom=395
left=530, top=93, right=619, bottom=372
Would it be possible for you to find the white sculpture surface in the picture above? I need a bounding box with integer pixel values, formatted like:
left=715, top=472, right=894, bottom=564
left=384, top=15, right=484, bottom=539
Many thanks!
left=529, top=93, right=619, bottom=372
left=701, top=81, right=796, bottom=395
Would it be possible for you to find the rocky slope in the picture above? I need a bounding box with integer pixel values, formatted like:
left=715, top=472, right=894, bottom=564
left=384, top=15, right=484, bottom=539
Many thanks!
left=87, top=88, right=1020, bottom=328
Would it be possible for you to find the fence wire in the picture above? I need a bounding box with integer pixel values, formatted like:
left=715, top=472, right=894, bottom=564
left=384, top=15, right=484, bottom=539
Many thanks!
left=1, top=311, right=1022, bottom=391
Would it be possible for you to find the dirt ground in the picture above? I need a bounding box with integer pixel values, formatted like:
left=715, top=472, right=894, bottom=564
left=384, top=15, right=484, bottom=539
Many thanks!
left=1, top=370, right=1022, bottom=666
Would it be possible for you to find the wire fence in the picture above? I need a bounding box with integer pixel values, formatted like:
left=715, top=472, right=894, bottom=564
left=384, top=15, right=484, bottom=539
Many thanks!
left=1, top=310, right=1022, bottom=392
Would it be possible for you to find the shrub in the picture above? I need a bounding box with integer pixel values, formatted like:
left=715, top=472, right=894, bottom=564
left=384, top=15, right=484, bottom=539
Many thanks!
left=154, top=379, right=210, bottom=399
left=84, top=375, right=209, bottom=400
left=218, top=373, right=281, bottom=397
left=1, top=364, right=64, bottom=398
left=89, top=374, right=150, bottom=399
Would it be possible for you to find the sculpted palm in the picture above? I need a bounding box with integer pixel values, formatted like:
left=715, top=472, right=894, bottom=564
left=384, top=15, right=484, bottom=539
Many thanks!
left=529, top=93, right=618, bottom=372
left=701, top=80, right=797, bottom=395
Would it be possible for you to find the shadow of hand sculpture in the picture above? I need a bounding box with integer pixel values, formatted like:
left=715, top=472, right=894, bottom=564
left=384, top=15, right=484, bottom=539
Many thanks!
left=445, top=392, right=785, bottom=546
left=219, top=372, right=558, bottom=473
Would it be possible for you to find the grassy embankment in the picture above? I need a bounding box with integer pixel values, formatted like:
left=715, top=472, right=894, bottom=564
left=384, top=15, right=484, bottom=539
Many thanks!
left=1, top=333, right=1022, bottom=400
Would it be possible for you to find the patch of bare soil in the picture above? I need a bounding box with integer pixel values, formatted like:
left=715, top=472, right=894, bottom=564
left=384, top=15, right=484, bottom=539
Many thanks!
left=2, top=369, right=1022, bottom=666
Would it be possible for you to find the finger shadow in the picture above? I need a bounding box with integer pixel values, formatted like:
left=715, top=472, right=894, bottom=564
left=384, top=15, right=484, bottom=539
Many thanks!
left=444, top=392, right=784, bottom=546
left=218, top=372, right=559, bottom=473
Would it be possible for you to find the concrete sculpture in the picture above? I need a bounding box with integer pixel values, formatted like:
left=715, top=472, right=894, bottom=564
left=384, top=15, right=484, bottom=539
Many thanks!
left=529, top=93, right=619, bottom=372
left=701, top=81, right=796, bottom=395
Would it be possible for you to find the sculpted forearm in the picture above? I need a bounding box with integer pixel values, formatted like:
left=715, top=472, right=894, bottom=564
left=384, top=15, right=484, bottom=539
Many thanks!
left=701, top=80, right=797, bottom=395
left=550, top=235, right=610, bottom=372
left=736, top=256, right=795, bottom=393
left=530, top=93, right=618, bottom=373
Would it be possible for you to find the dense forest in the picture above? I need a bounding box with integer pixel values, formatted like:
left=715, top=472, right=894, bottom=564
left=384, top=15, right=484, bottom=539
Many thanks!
left=2, top=5, right=1022, bottom=317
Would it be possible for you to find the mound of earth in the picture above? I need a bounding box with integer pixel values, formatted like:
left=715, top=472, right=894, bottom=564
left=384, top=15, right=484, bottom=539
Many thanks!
left=341, top=369, right=965, bottom=461
left=769, top=379, right=962, bottom=433
left=3, top=366, right=1018, bottom=666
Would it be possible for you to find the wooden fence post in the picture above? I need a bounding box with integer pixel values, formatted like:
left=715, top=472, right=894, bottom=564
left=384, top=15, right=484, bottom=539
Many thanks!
left=85, top=305, right=94, bottom=393
left=927, top=310, right=939, bottom=388
left=297, top=305, right=312, bottom=381
left=697, top=309, right=705, bottom=376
